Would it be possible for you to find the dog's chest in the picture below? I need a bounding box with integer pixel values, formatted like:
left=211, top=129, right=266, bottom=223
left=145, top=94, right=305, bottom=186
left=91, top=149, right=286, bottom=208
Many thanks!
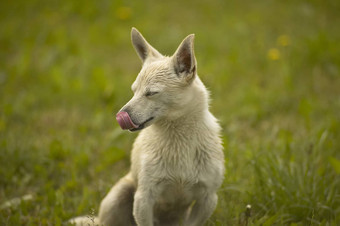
left=134, top=126, right=223, bottom=181
left=132, top=124, right=224, bottom=187
left=143, top=135, right=204, bottom=180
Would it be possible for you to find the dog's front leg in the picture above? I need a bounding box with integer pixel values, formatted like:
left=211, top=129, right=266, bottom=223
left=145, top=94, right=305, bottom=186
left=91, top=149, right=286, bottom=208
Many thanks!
left=186, top=192, right=218, bottom=226
left=133, top=189, right=154, bottom=226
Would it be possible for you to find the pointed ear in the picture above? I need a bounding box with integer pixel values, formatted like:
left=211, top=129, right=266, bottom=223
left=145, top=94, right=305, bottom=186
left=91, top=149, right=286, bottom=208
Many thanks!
left=172, top=34, right=196, bottom=82
left=131, top=27, right=162, bottom=63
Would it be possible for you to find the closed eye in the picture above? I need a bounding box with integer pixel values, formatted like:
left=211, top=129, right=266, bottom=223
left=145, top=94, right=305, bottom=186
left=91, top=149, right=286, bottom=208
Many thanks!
left=145, top=91, right=159, bottom=97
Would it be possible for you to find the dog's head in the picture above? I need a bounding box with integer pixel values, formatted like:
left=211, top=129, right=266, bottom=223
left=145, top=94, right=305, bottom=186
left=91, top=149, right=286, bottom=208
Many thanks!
left=116, top=28, right=199, bottom=131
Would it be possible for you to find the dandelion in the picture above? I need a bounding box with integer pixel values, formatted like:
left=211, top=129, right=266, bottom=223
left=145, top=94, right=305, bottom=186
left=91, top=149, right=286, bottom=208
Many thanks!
left=267, top=48, right=280, bottom=60
left=116, top=7, right=132, bottom=20
left=277, top=35, right=290, bottom=46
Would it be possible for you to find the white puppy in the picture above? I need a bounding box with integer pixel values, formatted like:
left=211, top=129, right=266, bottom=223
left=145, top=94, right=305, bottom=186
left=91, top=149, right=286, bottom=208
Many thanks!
left=71, top=27, right=225, bottom=226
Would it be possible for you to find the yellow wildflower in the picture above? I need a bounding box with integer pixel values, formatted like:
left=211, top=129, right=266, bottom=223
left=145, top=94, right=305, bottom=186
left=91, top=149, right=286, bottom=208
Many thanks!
left=116, top=7, right=132, bottom=20
left=267, top=48, right=280, bottom=60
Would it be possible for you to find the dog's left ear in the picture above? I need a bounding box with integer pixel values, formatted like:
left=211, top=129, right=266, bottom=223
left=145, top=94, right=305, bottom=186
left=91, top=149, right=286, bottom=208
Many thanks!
left=172, top=34, right=196, bottom=83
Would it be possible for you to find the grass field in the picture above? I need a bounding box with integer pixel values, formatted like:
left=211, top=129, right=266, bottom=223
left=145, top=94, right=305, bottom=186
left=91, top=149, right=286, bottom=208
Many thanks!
left=1, top=0, right=340, bottom=225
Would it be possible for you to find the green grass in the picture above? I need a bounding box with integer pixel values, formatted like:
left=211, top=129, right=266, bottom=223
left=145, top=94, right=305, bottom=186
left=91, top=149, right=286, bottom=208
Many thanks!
left=1, top=0, right=339, bottom=225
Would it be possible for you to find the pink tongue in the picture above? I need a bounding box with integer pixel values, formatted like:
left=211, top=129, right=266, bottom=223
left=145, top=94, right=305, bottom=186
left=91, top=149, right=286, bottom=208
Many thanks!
left=116, top=111, right=139, bottom=130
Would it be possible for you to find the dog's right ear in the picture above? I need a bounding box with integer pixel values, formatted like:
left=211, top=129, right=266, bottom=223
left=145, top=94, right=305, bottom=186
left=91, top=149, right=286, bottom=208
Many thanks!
left=131, top=27, right=162, bottom=63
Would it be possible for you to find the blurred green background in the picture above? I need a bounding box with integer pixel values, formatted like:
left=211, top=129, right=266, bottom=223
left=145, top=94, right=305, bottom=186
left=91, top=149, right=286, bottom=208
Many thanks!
left=0, top=0, right=339, bottom=225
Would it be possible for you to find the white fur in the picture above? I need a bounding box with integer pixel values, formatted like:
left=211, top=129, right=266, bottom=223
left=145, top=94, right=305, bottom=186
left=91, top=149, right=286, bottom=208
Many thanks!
left=71, top=28, right=225, bottom=226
